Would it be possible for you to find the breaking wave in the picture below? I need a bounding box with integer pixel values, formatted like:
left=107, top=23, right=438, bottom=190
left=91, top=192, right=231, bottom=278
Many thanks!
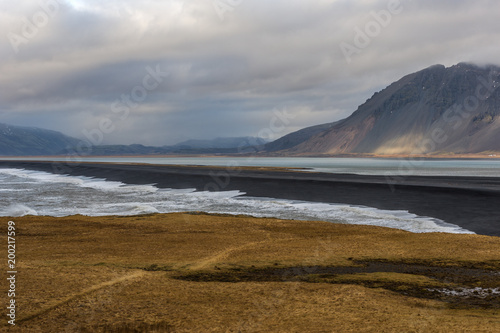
left=0, top=168, right=474, bottom=234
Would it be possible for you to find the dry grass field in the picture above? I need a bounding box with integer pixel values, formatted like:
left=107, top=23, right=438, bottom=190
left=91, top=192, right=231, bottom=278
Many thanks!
left=1, top=213, right=499, bottom=332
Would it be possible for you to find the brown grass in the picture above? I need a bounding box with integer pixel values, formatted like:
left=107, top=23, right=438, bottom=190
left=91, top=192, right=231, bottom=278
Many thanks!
left=1, top=213, right=499, bottom=332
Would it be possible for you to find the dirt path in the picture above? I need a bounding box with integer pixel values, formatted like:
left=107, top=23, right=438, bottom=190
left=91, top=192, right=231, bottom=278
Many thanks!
left=188, top=236, right=294, bottom=271
left=19, top=270, right=147, bottom=323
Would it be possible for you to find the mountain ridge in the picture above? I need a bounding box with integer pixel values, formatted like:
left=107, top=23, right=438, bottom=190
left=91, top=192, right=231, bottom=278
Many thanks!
left=3, top=63, right=500, bottom=157
left=270, top=63, right=500, bottom=155
left=0, top=123, right=267, bottom=156
left=0, top=123, right=81, bottom=156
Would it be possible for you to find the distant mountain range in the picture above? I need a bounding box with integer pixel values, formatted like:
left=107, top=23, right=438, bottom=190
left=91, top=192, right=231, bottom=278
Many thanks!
left=265, top=63, right=500, bottom=155
left=173, top=137, right=267, bottom=150
left=2, top=63, right=500, bottom=157
left=0, top=123, right=266, bottom=156
left=79, top=137, right=267, bottom=156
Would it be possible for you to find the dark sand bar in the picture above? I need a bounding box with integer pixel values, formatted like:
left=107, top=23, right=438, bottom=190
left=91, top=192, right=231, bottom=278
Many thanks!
left=1, top=160, right=500, bottom=237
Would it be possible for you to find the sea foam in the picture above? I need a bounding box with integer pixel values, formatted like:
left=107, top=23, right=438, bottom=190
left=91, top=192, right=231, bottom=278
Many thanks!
left=0, top=168, right=475, bottom=234
left=4, top=204, right=38, bottom=217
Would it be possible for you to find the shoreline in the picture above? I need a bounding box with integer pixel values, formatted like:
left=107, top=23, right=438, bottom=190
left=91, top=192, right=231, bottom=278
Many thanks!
left=0, top=152, right=499, bottom=159
left=1, top=160, right=500, bottom=237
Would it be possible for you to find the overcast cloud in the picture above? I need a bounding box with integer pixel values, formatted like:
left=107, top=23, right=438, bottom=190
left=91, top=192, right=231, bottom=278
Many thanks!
left=1, top=0, right=499, bottom=145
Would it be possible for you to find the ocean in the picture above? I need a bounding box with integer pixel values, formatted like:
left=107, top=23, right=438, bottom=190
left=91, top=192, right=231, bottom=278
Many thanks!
left=2, top=156, right=500, bottom=176
left=3, top=157, right=495, bottom=234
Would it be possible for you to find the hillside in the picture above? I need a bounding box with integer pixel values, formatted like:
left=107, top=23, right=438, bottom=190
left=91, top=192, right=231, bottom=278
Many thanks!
left=264, top=122, right=337, bottom=152
left=7, top=213, right=500, bottom=332
left=0, top=123, right=81, bottom=156
left=273, top=63, right=500, bottom=155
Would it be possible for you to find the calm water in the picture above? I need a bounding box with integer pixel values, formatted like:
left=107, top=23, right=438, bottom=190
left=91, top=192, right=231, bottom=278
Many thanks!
left=1, top=156, right=500, bottom=177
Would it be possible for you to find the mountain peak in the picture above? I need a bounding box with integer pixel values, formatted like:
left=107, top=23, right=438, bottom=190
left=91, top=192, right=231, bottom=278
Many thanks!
left=269, top=63, right=500, bottom=155
left=425, top=64, right=446, bottom=70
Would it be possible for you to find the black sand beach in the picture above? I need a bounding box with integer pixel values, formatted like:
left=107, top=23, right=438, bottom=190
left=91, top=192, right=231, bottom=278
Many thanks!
left=1, top=160, right=500, bottom=237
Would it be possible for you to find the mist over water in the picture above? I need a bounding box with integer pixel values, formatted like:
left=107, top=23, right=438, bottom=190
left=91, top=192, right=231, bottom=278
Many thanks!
left=0, top=168, right=474, bottom=234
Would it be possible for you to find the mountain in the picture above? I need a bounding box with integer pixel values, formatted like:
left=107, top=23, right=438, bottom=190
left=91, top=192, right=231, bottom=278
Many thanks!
left=6, top=63, right=500, bottom=157
left=272, top=63, right=500, bottom=155
left=0, top=123, right=81, bottom=156
left=58, top=137, right=269, bottom=156
left=263, top=122, right=337, bottom=152
left=81, top=144, right=171, bottom=156
left=0, top=122, right=268, bottom=156
left=173, top=137, right=268, bottom=150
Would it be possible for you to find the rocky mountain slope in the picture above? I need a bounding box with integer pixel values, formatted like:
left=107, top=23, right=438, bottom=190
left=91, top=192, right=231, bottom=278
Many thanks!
left=264, top=122, right=337, bottom=152
left=272, top=63, right=500, bottom=155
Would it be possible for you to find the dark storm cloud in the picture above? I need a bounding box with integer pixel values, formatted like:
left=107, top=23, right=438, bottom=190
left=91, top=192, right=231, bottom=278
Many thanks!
left=1, top=0, right=499, bottom=145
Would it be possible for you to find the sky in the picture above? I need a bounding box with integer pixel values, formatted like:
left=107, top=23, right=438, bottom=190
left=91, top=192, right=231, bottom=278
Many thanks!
left=1, top=0, right=499, bottom=146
